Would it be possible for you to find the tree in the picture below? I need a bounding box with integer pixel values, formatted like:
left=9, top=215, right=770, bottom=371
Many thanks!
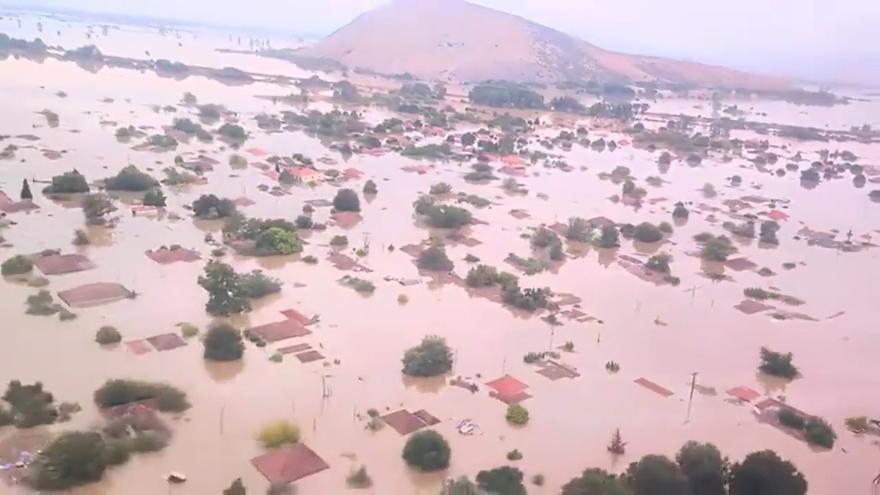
left=627, top=455, right=688, bottom=495
left=104, top=165, right=158, bottom=192
left=759, top=347, right=798, bottom=379
left=596, top=225, right=620, bottom=248
left=93, top=379, right=189, bottom=412
left=804, top=417, right=836, bottom=448
left=646, top=254, right=671, bottom=274
left=191, top=194, right=237, bottom=218
left=551, top=96, right=586, bottom=113
left=759, top=221, right=780, bottom=244
left=2, top=255, right=33, bottom=276
left=562, top=468, right=632, bottom=495
left=363, top=179, right=378, bottom=195
left=333, top=188, right=361, bottom=212
left=45, top=170, right=90, bottom=194
left=672, top=202, right=689, bottom=219
left=402, top=336, right=453, bottom=377
left=698, top=235, right=736, bottom=262
left=447, top=476, right=480, bottom=495
left=223, top=478, right=246, bottom=495
left=505, top=404, right=529, bottom=425
left=82, top=193, right=115, bottom=225
left=476, top=466, right=526, bottom=495
left=257, top=420, right=300, bottom=448
left=218, top=123, right=247, bottom=142
left=32, top=432, right=107, bottom=490
left=461, top=132, right=476, bottom=147
left=142, top=188, right=166, bottom=207
left=95, top=326, right=122, bottom=345
left=255, top=227, right=302, bottom=255
left=633, top=222, right=663, bottom=243
left=566, top=217, right=592, bottom=242
left=466, top=264, right=499, bottom=287
left=402, top=430, right=450, bottom=471
left=676, top=441, right=727, bottom=495
left=238, top=270, right=281, bottom=299
left=203, top=324, right=244, bottom=361
left=20, top=179, right=32, bottom=200
left=198, top=261, right=250, bottom=316
left=417, top=246, right=454, bottom=271
left=729, top=450, right=806, bottom=495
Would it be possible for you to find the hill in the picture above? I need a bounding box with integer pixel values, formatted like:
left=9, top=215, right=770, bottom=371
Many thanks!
left=298, top=0, right=786, bottom=91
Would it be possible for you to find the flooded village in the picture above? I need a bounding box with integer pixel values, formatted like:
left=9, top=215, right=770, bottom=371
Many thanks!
left=1, top=4, right=879, bottom=495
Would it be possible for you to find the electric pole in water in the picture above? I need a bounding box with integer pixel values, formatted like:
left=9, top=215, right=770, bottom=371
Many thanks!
left=686, top=372, right=698, bottom=423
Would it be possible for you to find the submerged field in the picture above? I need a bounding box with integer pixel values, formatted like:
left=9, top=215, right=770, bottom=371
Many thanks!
left=0, top=12, right=879, bottom=495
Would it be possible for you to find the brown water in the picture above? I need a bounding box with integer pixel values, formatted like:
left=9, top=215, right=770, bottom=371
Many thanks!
left=1, top=13, right=879, bottom=495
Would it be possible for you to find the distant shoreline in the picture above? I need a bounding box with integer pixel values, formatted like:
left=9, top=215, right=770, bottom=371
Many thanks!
left=0, top=3, right=321, bottom=39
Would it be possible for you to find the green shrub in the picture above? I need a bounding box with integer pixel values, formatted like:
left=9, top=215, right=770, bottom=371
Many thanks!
left=82, top=193, right=115, bottom=225
left=417, top=246, right=454, bottom=271
left=2, top=255, right=33, bottom=275
left=673, top=202, right=689, bottom=219
left=845, top=416, right=869, bottom=433
left=127, top=431, right=167, bottom=452
left=257, top=420, right=300, bottom=448
left=646, top=254, right=671, bottom=274
left=45, top=170, right=90, bottom=194
left=340, top=275, right=376, bottom=294
left=594, top=225, right=620, bottom=248
left=506, top=449, right=523, bottom=461
left=363, top=180, right=378, bottom=195
left=3, top=380, right=59, bottom=427
left=102, top=439, right=131, bottom=466
left=777, top=408, right=806, bottom=429
left=804, top=417, right=836, bottom=448
left=31, top=432, right=107, bottom=490
left=203, top=324, right=244, bottom=361
left=346, top=466, right=372, bottom=488
left=402, top=336, right=453, bottom=377
left=502, top=285, right=549, bottom=312
left=759, top=347, right=798, bottom=379
left=566, top=217, right=593, bottom=242
left=633, top=222, right=663, bottom=243
left=430, top=182, right=452, bottom=195
left=95, top=326, right=121, bottom=345
left=476, top=466, right=526, bottom=495
left=238, top=270, right=281, bottom=298
left=402, top=430, right=450, bottom=471
left=218, top=123, right=247, bottom=142
left=255, top=227, right=302, bottom=255
left=142, top=188, right=166, bottom=207
left=73, top=229, right=90, bottom=245
left=178, top=323, right=199, bottom=338
left=333, top=188, right=361, bottom=212
left=198, top=261, right=250, bottom=315
left=330, top=235, right=349, bottom=247
left=505, top=404, right=529, bottom=425
left=697, top=234, right=737, bottom=261
left=191, top=194, right=237, bottom=218
left=93, top=379, right=189, bottom=412
left=466, top=264, right=499, bottom=287
left=104, top=165, right=158, bottom=192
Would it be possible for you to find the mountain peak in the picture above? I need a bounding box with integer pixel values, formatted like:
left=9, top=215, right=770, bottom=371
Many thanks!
left=301, top=0, right=785, bottom=90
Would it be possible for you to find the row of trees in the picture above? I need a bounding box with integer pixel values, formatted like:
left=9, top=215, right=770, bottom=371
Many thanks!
left=437, top=441, right=807, bottom=495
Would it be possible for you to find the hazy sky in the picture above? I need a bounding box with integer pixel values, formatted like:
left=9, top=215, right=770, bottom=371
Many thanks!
left=8, top=0, right=880, bottom=84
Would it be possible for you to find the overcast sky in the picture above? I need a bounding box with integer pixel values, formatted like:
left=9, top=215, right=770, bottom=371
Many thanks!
left=6, top=0, right=880, bottom=84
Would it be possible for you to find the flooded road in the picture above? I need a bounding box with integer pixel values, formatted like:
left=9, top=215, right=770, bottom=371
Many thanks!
left=1, top=12, right=879, bottom=495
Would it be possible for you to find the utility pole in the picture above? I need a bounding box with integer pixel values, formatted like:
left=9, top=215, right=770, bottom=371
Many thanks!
left=686, top=372, right=698, bottom=423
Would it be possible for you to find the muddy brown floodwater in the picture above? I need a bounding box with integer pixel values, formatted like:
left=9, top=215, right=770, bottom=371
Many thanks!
left=1, top=12, right=880, bottom=495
